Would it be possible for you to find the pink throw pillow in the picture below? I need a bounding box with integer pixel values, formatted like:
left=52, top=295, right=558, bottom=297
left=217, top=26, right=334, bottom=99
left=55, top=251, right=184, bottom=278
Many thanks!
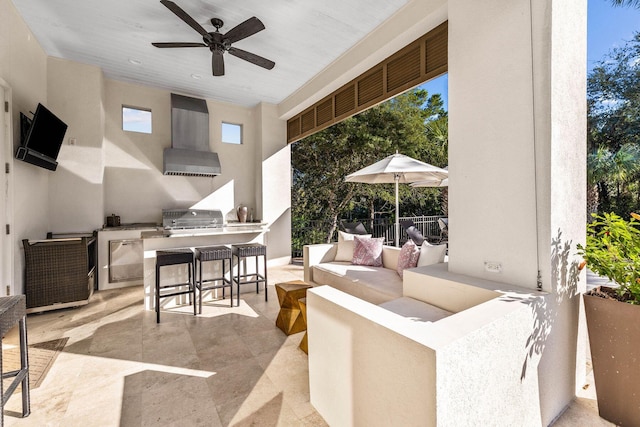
left=352, top=236, right=384, bottom=267
left=397, top=240, right=420, bottom=277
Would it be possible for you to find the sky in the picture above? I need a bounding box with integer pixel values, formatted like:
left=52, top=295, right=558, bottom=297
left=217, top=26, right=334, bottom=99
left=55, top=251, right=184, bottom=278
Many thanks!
left=421, top=0, right=640, bottom=111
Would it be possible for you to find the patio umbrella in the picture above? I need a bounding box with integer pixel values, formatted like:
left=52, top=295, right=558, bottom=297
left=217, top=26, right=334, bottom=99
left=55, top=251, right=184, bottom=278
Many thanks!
left=410, top=166, right=448, bottom=187
left=345, top=152, right=448, bottom=247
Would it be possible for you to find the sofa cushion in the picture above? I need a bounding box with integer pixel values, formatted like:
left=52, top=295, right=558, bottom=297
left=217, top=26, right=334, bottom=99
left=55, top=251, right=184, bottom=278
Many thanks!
left=311, top=262, right=402, bottom=304
left=352, top=236, right=384, bottom=267
left=335, top=231, right=372, bottom=262
left=417, top=241, right=447, bottom=267
left=381, top=246, right=401, bottom=270
left=396, top=240, right=420, bottom=277
left=379, top=296, right=453, bottom=322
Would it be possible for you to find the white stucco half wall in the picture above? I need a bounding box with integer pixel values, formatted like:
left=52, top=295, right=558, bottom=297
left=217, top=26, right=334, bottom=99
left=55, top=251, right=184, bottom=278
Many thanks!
left=308, top=264, right=547, bottom=426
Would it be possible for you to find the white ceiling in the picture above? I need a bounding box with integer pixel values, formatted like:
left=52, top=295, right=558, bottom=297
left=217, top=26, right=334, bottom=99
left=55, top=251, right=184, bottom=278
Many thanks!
left=11, top=0, right=411, bottom=107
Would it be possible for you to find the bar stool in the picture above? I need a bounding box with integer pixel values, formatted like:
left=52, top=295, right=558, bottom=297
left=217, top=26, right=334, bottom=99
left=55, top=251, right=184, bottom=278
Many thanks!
left=155, top=249, right=196, bottom=323
left=231, top=243, right=268, bottom=306
left=194, top=245, right=233, bottom=312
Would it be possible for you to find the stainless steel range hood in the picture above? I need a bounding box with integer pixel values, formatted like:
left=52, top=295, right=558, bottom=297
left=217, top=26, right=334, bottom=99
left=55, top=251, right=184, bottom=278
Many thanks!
left=163, top=93, right=221, bottom=177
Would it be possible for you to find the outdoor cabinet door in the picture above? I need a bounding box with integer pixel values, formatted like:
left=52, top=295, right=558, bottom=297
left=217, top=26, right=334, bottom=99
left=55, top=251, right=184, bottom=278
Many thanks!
left=109, top=239, right=144, bottom=283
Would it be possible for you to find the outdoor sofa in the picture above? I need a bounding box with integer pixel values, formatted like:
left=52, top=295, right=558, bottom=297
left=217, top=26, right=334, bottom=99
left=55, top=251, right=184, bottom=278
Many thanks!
left=303, top=231, right=447, bottom=304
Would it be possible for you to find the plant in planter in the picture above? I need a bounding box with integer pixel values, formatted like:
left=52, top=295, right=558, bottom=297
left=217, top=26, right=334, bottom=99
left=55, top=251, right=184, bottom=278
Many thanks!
left=577, top=212, right=640, bottom=426
left=578, top=212, right=640, bottom=304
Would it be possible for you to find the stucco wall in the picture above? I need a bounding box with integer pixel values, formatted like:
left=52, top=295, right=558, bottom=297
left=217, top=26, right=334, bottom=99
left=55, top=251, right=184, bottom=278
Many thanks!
left=308, top=276, right=545, bottom=426
left=47, top=57, right=105, bottom=232
left=448, top=0, right=539, bottom=285
left=101, top=79, right=285, bottom=227
left=536, top=0, right=588, bottom=421
left=255, top=103, right=291, bottom=264
left=0, top=0, right=49, bottom=293
left=448, top=0, right=587, bottom=424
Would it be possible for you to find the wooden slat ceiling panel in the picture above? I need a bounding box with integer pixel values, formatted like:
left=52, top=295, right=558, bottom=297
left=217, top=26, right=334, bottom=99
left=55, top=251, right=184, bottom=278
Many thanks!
left=316, top=98, right=333, bottom=126
left=358, top=68, right=384, bottom=106
left=426, top=31, right=447, bottom=74
left=287, top=117, right=301, bottom=141
left=288, top=21, right=448, bottom=143
left=335, top=84, right=356, bottom=118
left=387, top=46, right=421, bottom=92
left=301, top=109, right=315, bottom=133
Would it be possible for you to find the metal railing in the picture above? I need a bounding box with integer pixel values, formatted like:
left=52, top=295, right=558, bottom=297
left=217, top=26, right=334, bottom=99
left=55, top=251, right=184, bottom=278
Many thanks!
left=291, top=215, right=446, bottom=258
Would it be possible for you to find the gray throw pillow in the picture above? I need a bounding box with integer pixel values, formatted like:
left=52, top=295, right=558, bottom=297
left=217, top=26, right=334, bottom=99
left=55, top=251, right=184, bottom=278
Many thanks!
left=400, top=220, right=425, bottom=245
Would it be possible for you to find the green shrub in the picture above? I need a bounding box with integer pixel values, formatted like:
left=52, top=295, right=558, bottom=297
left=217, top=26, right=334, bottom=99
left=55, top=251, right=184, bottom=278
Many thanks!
left=578, top=212, right=640, bottom=304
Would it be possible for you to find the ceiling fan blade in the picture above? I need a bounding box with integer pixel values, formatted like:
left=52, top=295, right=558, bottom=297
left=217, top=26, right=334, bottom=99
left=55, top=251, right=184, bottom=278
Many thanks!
left=212, top=50, right=225, bottom=76
left=228, top=47, right=275, bottom=70
left=152, top=42, right=207, bottom=48
left=223, top=17, right=265, bottom=44
left=160, top=0, right=210, bottom=38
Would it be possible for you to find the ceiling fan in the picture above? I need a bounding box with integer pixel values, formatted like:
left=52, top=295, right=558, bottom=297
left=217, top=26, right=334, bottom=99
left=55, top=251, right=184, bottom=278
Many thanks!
left=152, top=0, right=275, bottom=76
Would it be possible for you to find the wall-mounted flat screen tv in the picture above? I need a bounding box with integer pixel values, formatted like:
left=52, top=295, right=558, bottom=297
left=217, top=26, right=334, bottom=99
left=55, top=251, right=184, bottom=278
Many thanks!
left=15, top=103, right=68, bottom=171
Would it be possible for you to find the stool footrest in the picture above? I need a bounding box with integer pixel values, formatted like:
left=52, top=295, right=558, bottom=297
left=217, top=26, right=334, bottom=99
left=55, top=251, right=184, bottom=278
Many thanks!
left=157, top=287, right=194, bottom=298
left=233, top=274, right=266, bottom=285
left=197, top=277, right=232, bottom=290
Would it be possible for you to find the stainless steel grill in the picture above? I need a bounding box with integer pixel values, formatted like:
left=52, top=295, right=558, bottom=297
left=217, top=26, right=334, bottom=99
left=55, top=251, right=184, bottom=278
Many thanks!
left=162, top=209, right=224, bottom=230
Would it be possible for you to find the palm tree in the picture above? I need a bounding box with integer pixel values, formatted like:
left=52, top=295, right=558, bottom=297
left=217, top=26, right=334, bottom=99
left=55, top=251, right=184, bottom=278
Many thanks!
left=587, top=147, right=613, bottom=221
left=610, top=143, right=640, bottom=197
left=424, top=118, right=449, bottom=215
left=587, top=144, right=640, bottom=221
left=611, top=0, right=640, bottom=7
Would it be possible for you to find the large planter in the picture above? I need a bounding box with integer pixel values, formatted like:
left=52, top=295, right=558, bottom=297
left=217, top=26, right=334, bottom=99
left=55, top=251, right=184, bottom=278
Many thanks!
left=584, top=288, right=640, bottom=426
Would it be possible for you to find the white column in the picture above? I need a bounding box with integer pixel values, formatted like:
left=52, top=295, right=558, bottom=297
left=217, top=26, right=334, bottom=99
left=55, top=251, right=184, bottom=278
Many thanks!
left=254, top=103, right=291, bottom=265
left=448, top=0, right=587, bottom=423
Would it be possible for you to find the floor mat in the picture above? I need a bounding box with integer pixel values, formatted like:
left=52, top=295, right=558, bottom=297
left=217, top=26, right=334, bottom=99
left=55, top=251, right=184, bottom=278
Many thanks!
left=2, top=337, right=69, bottom=389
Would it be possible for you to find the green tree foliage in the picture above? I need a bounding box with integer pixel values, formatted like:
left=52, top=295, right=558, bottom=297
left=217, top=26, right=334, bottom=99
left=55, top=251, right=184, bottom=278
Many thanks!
left=587, top=32, right=640, bottom=216
left=611, top=0, right=640, bottom=8
left=292, top=88, right=447, bottom=244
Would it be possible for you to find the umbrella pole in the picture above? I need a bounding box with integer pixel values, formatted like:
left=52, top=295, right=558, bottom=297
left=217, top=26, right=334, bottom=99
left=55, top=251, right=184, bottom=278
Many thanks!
left=395, top=176, right=399, bottom=247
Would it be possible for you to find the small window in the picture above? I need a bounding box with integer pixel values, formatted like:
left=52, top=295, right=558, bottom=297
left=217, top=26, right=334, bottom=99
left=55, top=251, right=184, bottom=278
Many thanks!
left=222, top=122, right=242, bottom=144
left=122, top=106, right=152, bottom=134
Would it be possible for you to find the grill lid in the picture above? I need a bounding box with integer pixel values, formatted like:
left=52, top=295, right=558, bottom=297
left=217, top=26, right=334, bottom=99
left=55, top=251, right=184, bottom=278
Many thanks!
left=162, top=209, right=224, bottom=229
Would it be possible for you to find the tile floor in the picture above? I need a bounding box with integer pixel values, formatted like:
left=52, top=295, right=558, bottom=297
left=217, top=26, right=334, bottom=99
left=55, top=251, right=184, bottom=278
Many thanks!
left=2, top=264, right=614, bottom=426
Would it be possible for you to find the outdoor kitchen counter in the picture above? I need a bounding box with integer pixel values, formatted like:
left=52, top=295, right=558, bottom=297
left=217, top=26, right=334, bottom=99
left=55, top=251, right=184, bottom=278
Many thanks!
left=142, top=222, right=270, bottom=310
